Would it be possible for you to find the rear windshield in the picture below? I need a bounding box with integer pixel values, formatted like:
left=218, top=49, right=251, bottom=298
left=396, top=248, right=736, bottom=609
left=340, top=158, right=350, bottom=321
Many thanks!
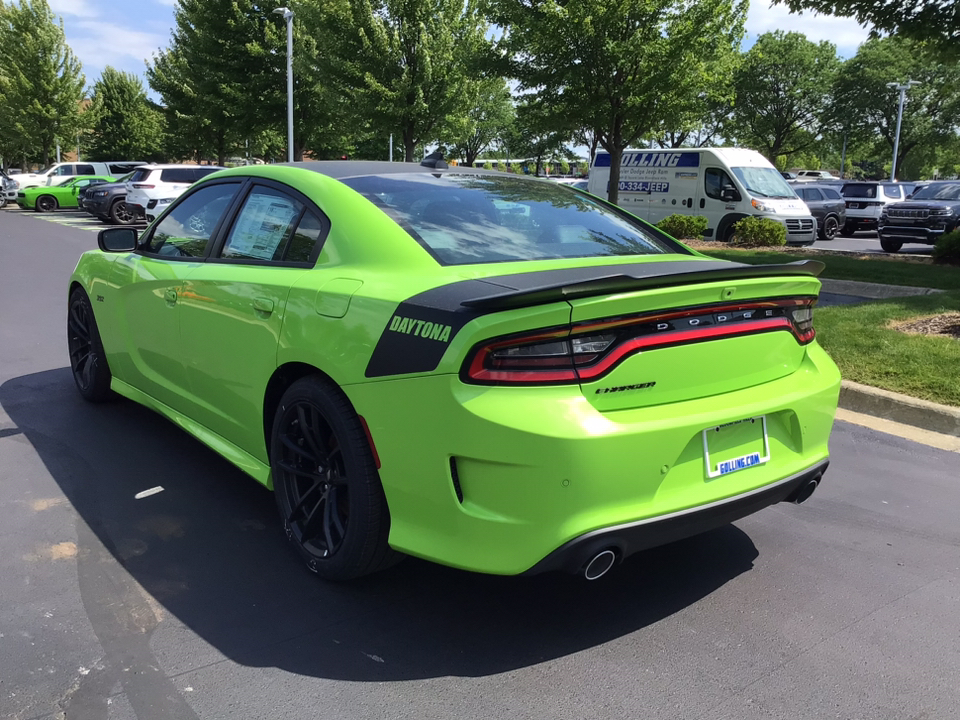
left=911, top=183, right=960, bottom=201
left=340, top=173, right=680, bottom=266
left=841, top=184, right=878, bottom=198
left=129, top=168, right=153, bottom=183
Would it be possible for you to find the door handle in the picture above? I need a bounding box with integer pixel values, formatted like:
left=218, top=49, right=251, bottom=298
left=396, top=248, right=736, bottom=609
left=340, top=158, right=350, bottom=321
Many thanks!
left=253, top=297, right=275, bottom=314
left=699, top=198, right=705, bottom=209
left=164, top=288, right=177, bottom=305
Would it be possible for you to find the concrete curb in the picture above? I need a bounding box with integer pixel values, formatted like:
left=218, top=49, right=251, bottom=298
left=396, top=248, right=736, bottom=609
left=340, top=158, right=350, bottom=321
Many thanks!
left=838, top=380, right=960, bottom=438
left=819, top=278, right=945, bottom=299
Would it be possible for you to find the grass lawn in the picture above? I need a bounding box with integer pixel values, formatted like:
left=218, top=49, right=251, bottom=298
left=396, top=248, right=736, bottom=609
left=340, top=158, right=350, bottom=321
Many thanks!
left=814, top=292, right=960, bottom=407
left=698, top=247, right=960, bottom=291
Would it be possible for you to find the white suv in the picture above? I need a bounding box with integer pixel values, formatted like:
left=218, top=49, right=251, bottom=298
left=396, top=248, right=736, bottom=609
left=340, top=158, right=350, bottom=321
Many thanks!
left=15, top=161, right=145, bottom=190
left=125, top=165, right=225, bottom=220
left=839, top=182, right=907, bottom=236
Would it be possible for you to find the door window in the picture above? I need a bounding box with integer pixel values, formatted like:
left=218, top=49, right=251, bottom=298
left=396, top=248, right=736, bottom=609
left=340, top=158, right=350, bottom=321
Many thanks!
left=219, top=186, right=323, bottom=263
left=52, top=165, right=75, bottom=176
left=705, top=168, right=735, bottom=200
left=144, top=183, right=239, bottom=258
left=802, top=188, right=823, bottom=201
left=77, top=164, right=96, bottom=175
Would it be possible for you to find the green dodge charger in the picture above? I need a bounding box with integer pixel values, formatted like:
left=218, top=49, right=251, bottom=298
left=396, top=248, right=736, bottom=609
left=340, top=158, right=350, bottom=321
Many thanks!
left=68, top=161, right=840, bottom=581
left=18, top=175, right=115, bottom=211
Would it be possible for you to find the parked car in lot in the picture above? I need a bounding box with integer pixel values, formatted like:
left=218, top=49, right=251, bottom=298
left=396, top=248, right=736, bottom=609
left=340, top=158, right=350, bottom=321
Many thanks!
left=15, top=161, right=144, bottom=190
left=794, top=170, right=838, bottom=182
left=794, top=184, right=846, bottom=241
left=1, top=169, right=18, bottom=207
left=82, top=172, right=142, bottom=224
left=124, top=164, right=225, bottom=219
left=17, top=176, right=115, bottom=212
left=839, top=182, right=906, bottom=235
left=877, top=181, right=960, bottom=252
left=69, top=161, right=840, bottom=580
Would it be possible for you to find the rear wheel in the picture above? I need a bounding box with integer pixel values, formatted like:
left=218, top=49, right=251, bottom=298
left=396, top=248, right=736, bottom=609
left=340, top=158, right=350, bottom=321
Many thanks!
left=839, top=222, right=856, bottom=237
left=819, top=215, right=839, bottom=241
left=109, top=199, right=135, bottom=225
left=36, top=195, right=58, bottom=213
left=270, top=377, right=398, bottom=581
left=880, top=237, right=903, bottom=253
left=67, top=288, right=113, bottom=402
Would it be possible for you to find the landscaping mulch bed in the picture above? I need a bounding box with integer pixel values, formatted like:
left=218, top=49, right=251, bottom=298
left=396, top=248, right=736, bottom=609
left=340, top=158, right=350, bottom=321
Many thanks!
left=891, top=312, right=960, bottom=340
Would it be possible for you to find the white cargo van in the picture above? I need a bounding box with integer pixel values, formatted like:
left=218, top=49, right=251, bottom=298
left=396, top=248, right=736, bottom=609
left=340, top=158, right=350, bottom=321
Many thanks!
left=588, top=148, right=817, bottom=245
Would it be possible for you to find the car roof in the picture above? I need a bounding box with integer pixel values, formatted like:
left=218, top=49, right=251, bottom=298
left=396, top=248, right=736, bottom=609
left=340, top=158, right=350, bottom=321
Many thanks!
left=138, top=164, right=227, bottom=170
left=275, top=161, right=511, bottom=181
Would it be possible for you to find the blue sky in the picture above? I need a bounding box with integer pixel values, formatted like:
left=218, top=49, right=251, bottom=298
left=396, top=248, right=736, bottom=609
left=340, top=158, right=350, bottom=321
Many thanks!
left=50, top=0, right=873, bottom=95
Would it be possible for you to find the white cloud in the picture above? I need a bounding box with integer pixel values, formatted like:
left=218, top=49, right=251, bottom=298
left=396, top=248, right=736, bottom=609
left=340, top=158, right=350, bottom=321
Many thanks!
left=48, top=0, right=99, bottom=18
left=69, top=20, right=168, bottom=79
left=745, top=2, right=873, bottom=57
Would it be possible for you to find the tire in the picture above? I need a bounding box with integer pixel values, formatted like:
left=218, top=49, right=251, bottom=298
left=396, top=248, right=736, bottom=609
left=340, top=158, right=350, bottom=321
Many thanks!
left=880, top=237, right=903, bottom=253
left=839, top=222, right=856, bottom=237
left=67, top=288, right=114, bottom=402
left=270, top=377, right=398, bottom=580
left=109, top=199, right=135, bottom=225
left=36, top=195, right=58, bottom=213
left=819, top=215, right=840, bottom=241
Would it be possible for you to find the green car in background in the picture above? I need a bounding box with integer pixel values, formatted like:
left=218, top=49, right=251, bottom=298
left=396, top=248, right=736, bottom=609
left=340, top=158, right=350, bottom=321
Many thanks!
left=18, top=175, right=115, bottom=212
left=67, top=162, right=841, bottom=581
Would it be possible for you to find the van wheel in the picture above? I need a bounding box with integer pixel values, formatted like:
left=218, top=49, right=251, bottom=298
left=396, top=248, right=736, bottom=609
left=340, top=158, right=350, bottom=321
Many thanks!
left=819, top=215, right=839, bottom=241
left=880, top=238, right=903, bottom=253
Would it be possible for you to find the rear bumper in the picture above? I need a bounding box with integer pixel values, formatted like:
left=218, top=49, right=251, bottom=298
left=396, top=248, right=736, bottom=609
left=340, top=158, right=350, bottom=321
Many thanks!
left=524, top=459, right=828, bottom=574
left=346, top=343, right=841, bottom=575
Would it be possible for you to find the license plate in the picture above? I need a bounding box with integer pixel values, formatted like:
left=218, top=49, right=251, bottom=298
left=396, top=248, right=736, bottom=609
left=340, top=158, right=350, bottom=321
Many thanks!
left=848, top=203, right=860, bottom=209
left=897, top=218, right=915, bottom=224
left=702, top=416, right=770, bottom=479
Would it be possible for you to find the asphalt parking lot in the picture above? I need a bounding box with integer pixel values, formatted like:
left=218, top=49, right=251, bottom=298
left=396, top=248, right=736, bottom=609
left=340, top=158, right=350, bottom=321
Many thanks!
left=1, top=208, right=958, bottom=720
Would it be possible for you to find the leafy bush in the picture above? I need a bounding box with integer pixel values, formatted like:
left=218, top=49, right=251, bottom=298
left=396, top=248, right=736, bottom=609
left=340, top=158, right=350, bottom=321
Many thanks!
left=932, top=230, right=960, bottom=266
left=656, top=214, right=708, bottom=240
left=731, top=216, right=787, bottom=247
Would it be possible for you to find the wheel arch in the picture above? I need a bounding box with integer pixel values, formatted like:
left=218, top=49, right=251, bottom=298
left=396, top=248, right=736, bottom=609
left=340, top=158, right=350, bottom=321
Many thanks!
left=716, top=212, right=750, bottom=243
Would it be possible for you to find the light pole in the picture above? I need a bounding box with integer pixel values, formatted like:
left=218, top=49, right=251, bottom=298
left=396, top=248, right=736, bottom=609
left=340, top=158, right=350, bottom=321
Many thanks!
left=273, top=7, right=295, bottom=163
left=886, top=80, right=920, bottom=182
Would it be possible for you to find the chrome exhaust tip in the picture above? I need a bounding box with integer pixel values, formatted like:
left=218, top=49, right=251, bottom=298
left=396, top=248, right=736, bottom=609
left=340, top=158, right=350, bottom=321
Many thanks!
left=582, top=549, right=617, bottom=581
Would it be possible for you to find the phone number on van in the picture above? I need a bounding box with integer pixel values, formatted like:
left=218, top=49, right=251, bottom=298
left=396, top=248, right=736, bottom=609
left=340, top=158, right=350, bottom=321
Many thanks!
left=618, top=181, right=670, bottom=193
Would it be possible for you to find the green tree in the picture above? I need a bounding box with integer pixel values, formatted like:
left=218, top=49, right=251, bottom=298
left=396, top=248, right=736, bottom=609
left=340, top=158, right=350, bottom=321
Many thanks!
left=87, top=67, right=165, bottom=162
left=340, top=0, right=493, bottom=162
left=728, top=31, right=841, bottom=162
left=775, top=0, right=960, bottom=60
left=503, top=98, right=574, bottom=176
left=486, top=0, right=746, bottom=203
left=0, top=0, right=86, bottom=166
left=832, top=37, right=960, bottom=181
left=450, top=77, right=514, bottom=166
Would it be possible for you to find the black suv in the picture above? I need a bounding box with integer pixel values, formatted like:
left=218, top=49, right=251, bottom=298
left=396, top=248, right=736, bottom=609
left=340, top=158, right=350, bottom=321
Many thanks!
left=877, top=181, right=960, bottom=252
left=795, top=184, right=846, bottom=240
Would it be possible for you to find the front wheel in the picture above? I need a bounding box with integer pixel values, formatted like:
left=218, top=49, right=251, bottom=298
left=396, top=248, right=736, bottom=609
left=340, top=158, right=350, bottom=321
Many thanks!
left=67, top=288, right=113, bottom=402
left=36, top=195, right=58, bottom=213
left=270, top=377, right=398, bottom=581
left=109, top=199, right=135, bottom=225
left=879, top=237, right=903, bottom=253
left=819, top=215, right=840, bottom=241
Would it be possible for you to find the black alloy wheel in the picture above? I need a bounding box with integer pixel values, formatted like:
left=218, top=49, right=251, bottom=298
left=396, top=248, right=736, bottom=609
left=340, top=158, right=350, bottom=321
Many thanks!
left=67, top=288, right=113, bottom=402
left=271, top=378, right=397, bottom=580
left=819, top=215, right=840, bottom=241
left=110, top=199, right=135, bottom=225
left=36, top=195, right=58, bottom=213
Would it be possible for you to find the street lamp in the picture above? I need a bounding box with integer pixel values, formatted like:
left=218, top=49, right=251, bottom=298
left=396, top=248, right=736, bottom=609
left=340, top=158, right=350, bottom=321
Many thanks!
left=886, top=80, right=920, bottom=182
left=273, top=6, right=295, bottom=163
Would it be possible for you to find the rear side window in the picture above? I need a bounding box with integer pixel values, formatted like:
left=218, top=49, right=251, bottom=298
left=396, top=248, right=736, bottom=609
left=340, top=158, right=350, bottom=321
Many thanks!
left=160, top=168, right=195, bottom=184
left=129, top=168, right=153, bottom=183
left=340, top=173, right=677, bottom=266
left=882, top=185, right=902, bottom=199
left=76, top=164, right=96, bottom=175
left=821, top=188, right=841, bottom=199
left=145, top=183, right=239, bottom=258
left=802, top=188, right=823, bottom=201
left=841, top=184, right=877, bottom=198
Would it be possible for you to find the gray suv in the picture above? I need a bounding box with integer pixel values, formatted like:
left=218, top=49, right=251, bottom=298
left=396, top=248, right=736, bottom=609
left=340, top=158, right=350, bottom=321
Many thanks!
left=795, top=185, right=846, bottom=241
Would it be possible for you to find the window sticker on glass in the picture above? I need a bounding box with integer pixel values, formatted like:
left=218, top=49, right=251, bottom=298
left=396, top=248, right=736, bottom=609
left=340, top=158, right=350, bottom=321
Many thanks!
left=223, top=190, right=303, bottom=261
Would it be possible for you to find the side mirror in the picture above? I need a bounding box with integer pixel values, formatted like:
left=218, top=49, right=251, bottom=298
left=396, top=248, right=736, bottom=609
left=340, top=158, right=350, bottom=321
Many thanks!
left=98, top=227, right=138, bottom=253
left=720, top=186, right=739, bottom=202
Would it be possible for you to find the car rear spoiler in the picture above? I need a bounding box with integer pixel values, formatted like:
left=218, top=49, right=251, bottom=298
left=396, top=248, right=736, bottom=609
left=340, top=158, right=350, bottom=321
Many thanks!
left=458, top=260, right=826, bottom=311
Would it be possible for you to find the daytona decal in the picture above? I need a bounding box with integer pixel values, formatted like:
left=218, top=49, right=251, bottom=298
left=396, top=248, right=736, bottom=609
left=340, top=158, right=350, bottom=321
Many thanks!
left=388, top=315, right=452, bottom=342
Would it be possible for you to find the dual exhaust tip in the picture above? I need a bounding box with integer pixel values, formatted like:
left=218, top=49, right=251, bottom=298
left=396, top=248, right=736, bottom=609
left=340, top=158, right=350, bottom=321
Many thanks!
left=577, top=473, right=823, bottom=581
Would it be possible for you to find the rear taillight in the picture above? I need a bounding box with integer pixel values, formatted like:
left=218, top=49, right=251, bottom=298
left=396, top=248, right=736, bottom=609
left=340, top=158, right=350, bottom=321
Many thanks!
left=132, top=183, right=155, bottom=189
left=464, top=297, right=816, bottom=385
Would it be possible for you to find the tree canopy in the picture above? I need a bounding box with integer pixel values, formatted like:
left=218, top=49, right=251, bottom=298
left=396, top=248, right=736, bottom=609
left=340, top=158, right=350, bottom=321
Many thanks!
left=87, top=68, right=165, bottom=162
left=0, top=0, right=86, bottom=166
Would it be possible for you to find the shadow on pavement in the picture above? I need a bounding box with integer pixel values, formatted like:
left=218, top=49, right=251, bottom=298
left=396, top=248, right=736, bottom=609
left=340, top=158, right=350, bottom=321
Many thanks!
left=2, top=368, right=759, bottom=682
